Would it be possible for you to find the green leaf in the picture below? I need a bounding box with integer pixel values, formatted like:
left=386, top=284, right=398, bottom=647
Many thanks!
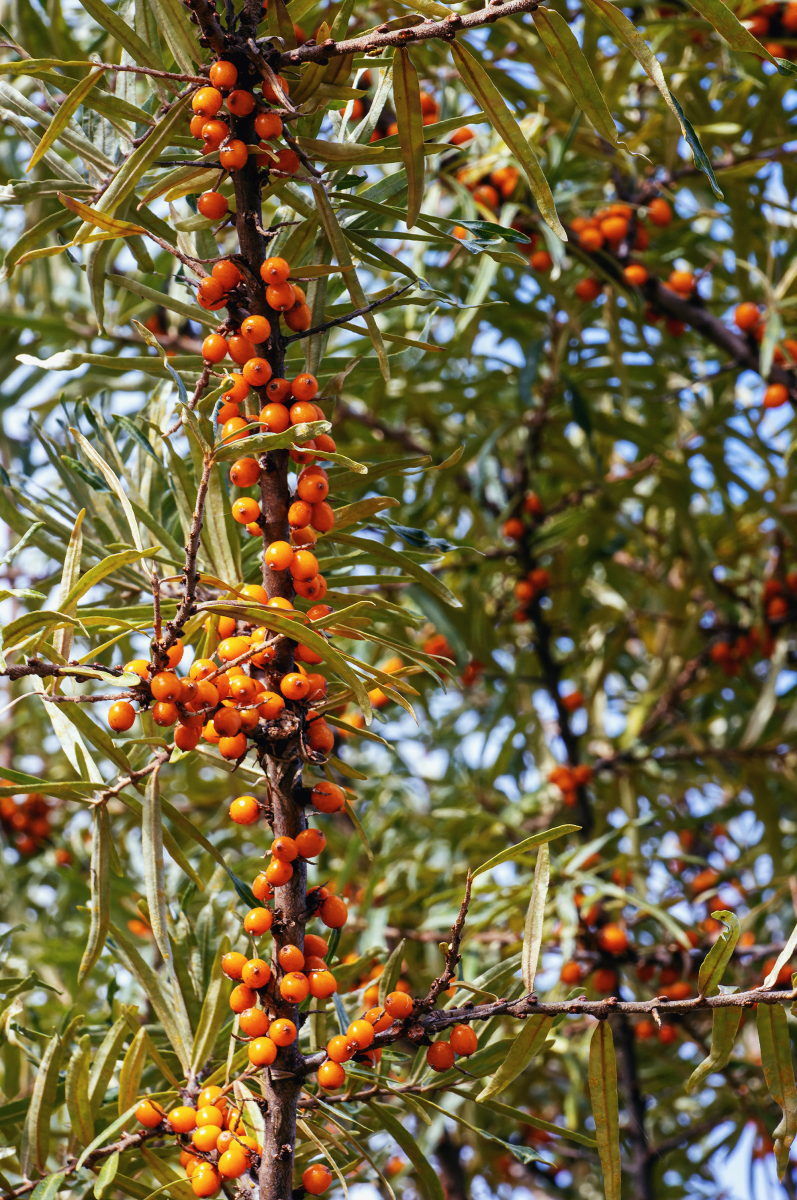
left=118, top=1026, right=148, bottom=1117
left=147, top=0, right=198, bottom=73
left=29, top=1172, right=67, bottom=1200
left=211, top=420, right=329, bottom=462
left=532, top=10, right=626, bottom=150
left=326, top=531, right=462, bottom=609
left=52, top=508, right=83, bottom=661
left=2, top=209, right=74, bottom=279
left=588, top=1022, right=621, bottom=1200
left=521, top=844, right=549, bottom=994
left=393, top=48, right=424, bottom=229
left=113, top=275, right=215, bottom=328
left=378, top=939, right=406, bottom=1007
left=687, top=0, right=775, bottom=61
left=142, top=767, right=174, bottom=977
left=458, top=1090, right=597, bottom=1148
left=697, top=910, right=739, bottom=996
left=450, top=40, right=564, bottom=241
left=78, top=805, right=111, bottom=987
left=473, top=825, right=579, bottom=878
left=27, top=65, right=105, bottom=173
left=687, top=1001, right=742, bottom=1093
left=108, top=923, right=192, bottom=1072
left=78, top=0, right=166, bottom=72
left=65, top=1034, right=94, bottom=1146
left=668, top=93, right=723, bottom=200
left=191, top=936, right=231, bottom=1073
left=94, top=1150, right=120, bottom=1199
left=369, top=1103, right=446, bottom=1200
left=76, top=1103, right=145, bottom=1170
left=757, top=1003, right=797, bottom=1178
left=89, top=1015, right=132, bottom=1118
left=333, top=497, right=401, bottom=531
left=69, top=431, right=146, bottom=556
left=21, top=1033, right=63, bottom=1176
left=476, top=1014, right=552, bottom=1102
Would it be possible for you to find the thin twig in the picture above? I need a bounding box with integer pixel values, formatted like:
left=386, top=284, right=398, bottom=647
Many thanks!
left=421, top=872, right=473, bottom=1010
left=282, top=284, right=415, bottom=344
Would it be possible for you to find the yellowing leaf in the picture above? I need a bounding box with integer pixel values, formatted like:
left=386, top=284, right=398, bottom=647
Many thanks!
left=58, top=192, right=146, bottom=237
left=27, top=67, right=106, bottom=173
left=393, top=48, right=424, bottom=229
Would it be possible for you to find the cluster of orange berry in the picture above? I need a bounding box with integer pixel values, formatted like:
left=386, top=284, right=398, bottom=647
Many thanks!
left=451, top=162, right=520, bottom=223
left=734, top=302, right=794, bottom=408
left=199, top=259, right=311, bottom=352
left=525, top=197, right=672, bottom=281
left=189, top=60, right=298, bottom=180
left=135, top=1084, right=332, bottom=1196
left=229, top=778, right=346, bottom=828
left=0, top=789, right=58, bottom=858
left=761, top=574, right=797, bottom=623
left=710, top=626, right=769, bottom=675
left=547, top=763, right=594, bottom=808
left=500, top=491, right=544, bottom=544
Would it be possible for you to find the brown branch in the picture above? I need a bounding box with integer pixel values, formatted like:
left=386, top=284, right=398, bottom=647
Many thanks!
left=90, top=61, right=207, bottom=83
left=4, top=1128, right=159, bottom=1199
left=276, top=0, right=543, bottom=66
left=282, top=284, right=415, bottom=345
left=420, top=872, right=473, bottom=1011
left=157, top=454, right=214, bottom=663
left=0, top=659, right=129, bottom=681
left=164, top=362, right=213, bottom=437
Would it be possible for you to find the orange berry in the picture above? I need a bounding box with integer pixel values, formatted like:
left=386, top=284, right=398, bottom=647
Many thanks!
left=278, top=944, right=305, bottom=971
left=248, top=1036, right=277, bottom=1066
left=271, top=835, right=298, bottom=862
left=284, top=304, right=311, bottom=332
left=240, top=315, right=271, bottom=344
left=192, top=86, right=223, bottom=117
left=221, top=416, right=248, bottom=444
left=593, top=967, right=618, bottom=993
left=307, top=719, right=334, bottom=754
left=151, top=671, right=181, bottom=702
left=291, top=372, right=318, bottom=401
left=218, top=1147, right=249, bottom=1179
left=269, top=1018, right=297, bottom=1046
left=252, top=873, right=274, bottom=902
left=530, top=250, right=553, bottom=272
left=290, top=549, right=318, bottom=581
left=261, top=256, right=290, bottom=284
left=578, top=227, right=604, bottom=251
left=384, top=991, right=413, bottom=1019
left=109, top=701, right=135, bottom=732
left=296, top=472, right=329, bottom=503
left=560, top=961, right=582, bottom=984
left=310, top=502, right=334, bottom=533
left=229, top=795, right=259, bottom=824
left=244, top=907, right=273, bottom=936
left=266, top=858, right=293, bottom=886
left=220, top=139, right=248, bottom=170
left=647, top=197, right=672, bottom=226
left=266, top=282, right=295, bottom=311
left=274, top=148, right=299, bottom=174
left=289, top=499, right=313, bottom=528
left=623, top=264, right=648, bottom=286
left=296, top=828, right=326, bottom=858
left=598, top=923, right=628, bottom=954
left=258, top=691, right=286, bottom=720
left=735, top=301, right=760, bottom=331
left=192, top=1125, right=221, bottom=1153
left=280, top=673, right=310, bottom=700
left=346, top=1019, right=374, bottom=1049
left=228, top=335, right=255, bottom=365
left=280, top=971, right=310, bottom=1002
left=196, top=1105, right=224, bottom=1129
left=764, top=383, right=788, bottom=409
left=365, top=1006, right=393, bottom=1033
left=222, top=952, right=249, bottom=980
left=222, top=374, right=249, bottom=406
left=242, top=357, right=273, bottom=388
left=255, top=112, right=282, bottom=139
left=229, top=984, right=256, bottom=1013
left=202, top=333, right=228, bottom=363
left=200, top=120, right=228, bottom=157
left=327, top=1034, right=353, bottom=1063
left=136, top=1099, right=166, bottom=1128
left=265, top=540, right=294, bottom=570
left=169, top=1105, right=198, bottom=1134
left=241, top=958, right=271, bottom=988
left=668, top=269, right=695, bottom=295
left=449, top=1024, right=478, bottom=1056
left=427, top=1041, right=455, bottom=1071
left=318, top=1060, right=345, bottom=1089
left=320, top=895, right=348, bottom=928
left=227, top=88, right=255, bottom=117
left=311, top=781, right=344, bottom=813
left=239, top=1007, right=270, bottom=1037
left=289, top=400, right=317, bottom=426
left=259, top=403, right=290, bottom=434
left=294, top=575, right=327, bottom=602
left=209, top=59, right=237, bottom=89
left=152, top=701, right=178, bottom=727
left=303, top=1165, right=333, bottom=1195
left=308, top=969, right=337, bottom=998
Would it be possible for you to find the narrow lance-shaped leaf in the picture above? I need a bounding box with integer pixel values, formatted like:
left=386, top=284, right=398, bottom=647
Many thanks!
left=757, top=1002, right=797, bottom=1179
left=687, top=1000, right=742, bottom=1093
left=65, top=1033, right=94, bottom=1147
left=393, top=49, right=424, bottom=229
left=26, top=67, right=106, bottom=173
left=522, top=843, right=549, bottom=994
left=78, top=804, right=111, bottom=986
left=476, top=1013, right=553, bottom=1102
left=21, top=1034, right=63, bottom=1176
left=697, top=910, right=739, bottom=996
left=52, top=508, right=83, bottom=661
left=378, top=938, right=406, bottom=1007
left=94, top=1150, right=120, bottom=1199
left=142, top=766, right=174, bottom=977
left=450, top=40, right=565, bottom=241
left=109, top=922, right=193, bottom=1071
left=118, top=1026, right=148, bottom=1116
left=191, top=936, right=231, bottom=1073
left=88, top=1015, right=132, bottom=1118
left=473, top=824, right=579, bottom=878
left=588, top=1021, right=621, bottom=1200
left=686, top=0, right=776, bottom=62
left=760, top=915, right=797, bottom=990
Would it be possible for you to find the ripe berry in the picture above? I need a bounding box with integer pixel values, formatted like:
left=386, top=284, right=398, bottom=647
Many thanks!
left=294, top=576, right=327, bottom=602
left=255, top=112, right=282, bottom=139
left=269, top=1018, right=297, bottom=1046
left=384, top=991, right=413, bottom=1019
left=735, top=301, right=760, bottom=331
left=198, top=191, right=228, bottom=220
left=304, top=933, right=328, bottom=958
left=319, top=895, right=348, bottom=928
left=296, top=472, right=329, bottom=503
left=449, top=1024, right=478, bottom=1056
left=222, top=951, right=249, bottom=980
left=261, top=256, right=290, bottom=284
left=209, top=60, right=238, bottom=90
left=266, top=857, right=293, bottom=886
left=289, top=400, right=317, bottom=425
left=232, top=497, right=260, bottom=525
left=427, top=1041, right=455, bottom=1071
left=318, top=1060, right=345, bottom=1089
left=169, top=1106, right=198, bottom=1133
left=229, top=457, right=260, bottom=488
left=272, top=835, right=298, bottom=862
left=310, top=502, right=334, bottom=533
left=364, top=1006, right=393, bottom=1033
left=202, top=333, right=228, bottom=363
left=764, top=383, right=788, bottom=408
left=191, top=1163, right=221, bottom=1196
left=307, top=719, right=333, bottom=754
left=278, top=944, right=305, bottom=971
left=308, top=969, right=337, bottom=998
left=347, top=1019, right=374, bottom=1050
left=241, top=958, right=271, bottom=988
left=227, top=89, right=255, bottom=116
left=109, top=701, right=135, bottom=732
left=291, top=372, right=318, bottom=401
left=259, top=403, right=291, bottom=433
left=593, top=967, right=618, bottom=993
left=228, top=335, right=255, bottom=365
left=229, top=984, right=256, bottom=1013
left=220, top=140, right=248, bottom=170
left=668, top=270, right=695, bottom=295
left=244, top=907, right=273, bottom=936
left=290, top=549, right=318, bottom=581
left=265, top=377, right=292, bottom=404
left=296, top=828, right=326, bottom=857
left=265, top=540, right=294, bottom=570
left=239, top=1007, right=270, bottom=1037
left=280, top=673, right=310, bottom=700
left=560, top=961, right=582, bottom=984
left=303, top=1165, right=333, bottom=1195
left=192, top=87, right=223, bottom=117
left=218, top=1147, right=249, bottom=1179
left=258, top=691, right=285, bottom=720
left=196, top=1105, right=224, bottom=1128
left=311, top=781, right=344, bottom=813
left=152, top=701, right=178, bottom=727
left=241, top=315, right=271, bottom=344
left=266, top=282, right=295, bottom=311
left=623, top=264, right=648, bottom=286
left=248, top=1036, right=277, bottom=1065
left=229, top=795, right=259, bottom=824
left=598, top=923, right=628, bottom=954
left=136, top=1099, right=166, bottom=1127
left=280, top=971, right=310, bottom=1002
left=200, top=120, right=228, bottom=154
left=646, top=197, right=672, bottom=226
left=327, top=1034, right=353, bottom=1063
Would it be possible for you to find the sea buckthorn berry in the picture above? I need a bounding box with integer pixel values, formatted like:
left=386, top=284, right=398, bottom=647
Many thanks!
left=289, top=401, right=317, bottom=426
left=593, top=967, right=618, bottom=993
left=668, top=269, right=695, bottom=295
left=212, top=260, right=241, bottom=292
left=252, top=873, right=274, bottom=902
left=218, top=635, right=251, bottom=662
left=261, top=256, right=291, bottom=284
left=284, top=304, right=311, bottom=332
left=228, top=675, right=257, bottom=703
left=764, top=383, right=789, bottom=409
left=303, top=1165, right=333, bottom=1196
left=229, top=458, right=260, bottom=489
left=318, top=1060, right=345, bottom=1089
left=265, top=858, right=293, bottom=886
left=222, top=951, right=249, bottom=980
left=289, top=500, right=313, bottom=528
left=182, top=1151, right=201, bottom=1174
left=151, top=671, right=181, bottom=702
left=302, top=935, right=327, bottom=960
left=291, top=284, right=306, bottom=307
left=210, top=60, right=238, bottom=89
left=291, top=373, right=318, bottom=401
left=242, top=583, right=269, bottom=605
left=308, top=969, right=337, bottom=998
left=259, top=403, right=291, bottom=434
left=320, top=895, right=348, bottom=928
left=269, top=1018, right=297, bottom=1046
left=600, top=215, right=628, bottom=242
left=227, top=89, right=255, bottom=116
left=223, top=374, right=249, bottom=406
left=201, top=333, right=228, bottom=363
left=623, top=264, right=648, bottom=286
left=109, top=701, right=135, bottom=732
left=262, top=73, right=290, bottom=102
left=278, top=944, right=305, bottom=971
left=266, top=377, right=292, bottom=403
left=327, top=1034, right=353, bottom=1063
left=384, top=991, right=413, bottom=1019
left=314, top=433, right=336, bottom=456
left=274, top=147, right=299, bottom=174
left=560, top=961, right=582, bottom=984
left=239, top=1007, right=270, bottom=1037
left=124, top=659, right=149, bottom=679
left=427, top=1041, right=456, bottom=1071
left=450, top=1024, right=478, bottom=1056
left=201, top=120, right=228, bottom=155
left=197, top=1085, right=225, bottom=1111
left=268, top=596, right=294, bottom=611
left=229, top=795, right=259, bottom=824
left=255, top=111, right=282, bottom=139
left=228, top=335, right=255, bottom=365
left=192, top=1125, right=221, bottom=1152
left=292, top=528, right=318, bottom=549
left=647, top=197, right=672, bottom=226
left=248, top=1036, right=277, bottom=1066
left=198, top=190, right=229, bottom=222
left=296, top=828, right=326, bottom=858
left=241, top=958, right=271, bottom=988
left=221, top=416, right=248, bottom=444
left=266, top=282, right=296, bottom=311
left=152, top=701, right=178, bottom=727
left=599, top=923, right=628, bottom=954
left=365, top=1007, right=393, bottom=1033
left=220, top=139, right=248, bottom=170
left=347, top=1019, right=375, bottom=1050
left=280, top=971, right=310, bottom=1002
left=229, top=984, right=256, bottom=1013
left=575, top=278, right=602, bottom=302
left=242, top=357, right=273, bottom=387
left=175, top=725, right=201, bottom=751
left=290, top=550, right=318, bottom=581
left=136, top=1099, right=166, bottom=1128
left=735, top=302, right=760, bottom=331
left=218, top=1147, right=249, bottom=1179
left=241, top=315, right=272, bottom=344
left=311, top=781, right=344, bottom=813
left=307, top=604, right=333, bottom=622
left=296, top=472, right=328, bottom=503
left=310, top=502, right=334, bottom=533
left=193, top=87, right=223, bottom=117
left=196, top=1106, right=224, bottom=1128
left=272, top=835, right=298, bottom=862
left=265, top=540, right=294, bottom=570
left=258, top=691, right=285, bottom=720
left=199, top=275, right=225, bottom=304
left=190, top=113, right=206, bottom=138
left=191, top=1165, right=221, bottom=1198
left=305, top=674, right=327, bottom=701
left=280, top=673, right=310, bottom=700
left=244, top=907, right=273, bottom=936
left=218, top=402, right=241, bottom=426
left=190, top=658, right=217, bottom=681
left=307, top=719, right=334, bottom=754
left=530, top=249, right=553, bottom=272
left=232, top=497, right=260, bottom=525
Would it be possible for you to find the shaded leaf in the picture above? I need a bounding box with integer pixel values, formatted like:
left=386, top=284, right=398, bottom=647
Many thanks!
left=589, top=1022, right=621, bottom=1200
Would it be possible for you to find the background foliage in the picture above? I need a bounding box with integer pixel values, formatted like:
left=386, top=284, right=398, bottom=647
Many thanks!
left=3, top=0, right=797, bottom=1196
